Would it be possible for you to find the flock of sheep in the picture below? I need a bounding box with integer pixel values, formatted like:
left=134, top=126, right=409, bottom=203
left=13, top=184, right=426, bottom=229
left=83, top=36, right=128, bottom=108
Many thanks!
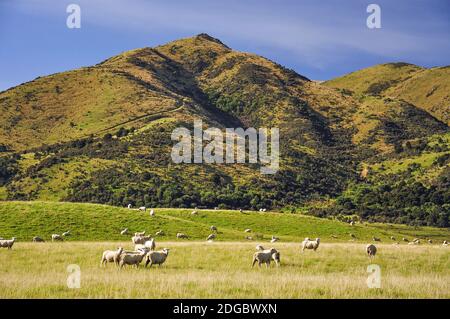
left=1, top=207, right=448, bottom=270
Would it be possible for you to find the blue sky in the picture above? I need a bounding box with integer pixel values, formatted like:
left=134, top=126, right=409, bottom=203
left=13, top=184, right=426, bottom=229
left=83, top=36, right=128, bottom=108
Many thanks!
left=1, top=0, right=449, bottom=91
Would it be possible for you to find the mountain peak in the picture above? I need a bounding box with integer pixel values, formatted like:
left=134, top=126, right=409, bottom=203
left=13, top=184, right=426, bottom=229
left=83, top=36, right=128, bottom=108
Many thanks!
left=195, top=33, right=230, bottom=48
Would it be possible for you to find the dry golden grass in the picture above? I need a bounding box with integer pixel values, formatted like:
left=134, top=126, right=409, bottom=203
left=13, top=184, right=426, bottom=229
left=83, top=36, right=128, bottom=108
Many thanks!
left=0, top=241, right=448, bottom=298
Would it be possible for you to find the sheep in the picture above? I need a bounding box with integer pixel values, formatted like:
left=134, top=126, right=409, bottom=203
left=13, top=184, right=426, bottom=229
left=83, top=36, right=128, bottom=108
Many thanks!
left=302, top=238, right=320, bottom=251
left=132, top=235, right=152, bottom=245
left=252, top=248, right=279, bottom=268
left=210, top=225, right=217, bottom=232
left=390, top=236, right=396, bottom=241
left=402, top=237, right=409, bottom=242
left=120, top=228, right=129, bottom=235
left=366, top=244, right=377, bottom=258
left=442, top=240, right=448, bottom=247
left=149, top=209, right=155, bottom=217
left=155, top=230, right=165, bottom=236
left=62, top=231, right=71, bottom=237
left=256, top=244, right=265, bottom=251
left=270, top=236, right=279, bottom=243
left=145, top=248, right=170, bottom=268
left=206, top=234, right=216, bottom=241
left=244, top=229, right=252, bottom=233
left=349, top=221, right=355, bottom=226
left=428, top=239, right=433, bottom=244
left=372, top=237, right=381, bottom=242
left=331, top=235, right=338, bottom=239
left=127, top=204, right=132, bottom=209
left=118, top=249, right=147, bottom=268
left=145, top=238, right=156, bottom=250
left=101, top=247, right=124, bottom=267
left=52, top=234, right=63, bottom=242
left=32, top=236, right=45, bottom=242
left=0, top=237, right=16, bottom=250
left=239, top=208, right=243, bottom=213
left=138, top=206, right=146, bottom=211
left=245, top=236, right=253, bottom=240
left=176, top=233, right=188, bottom=239
left=191, top=210, right=198, bottom=215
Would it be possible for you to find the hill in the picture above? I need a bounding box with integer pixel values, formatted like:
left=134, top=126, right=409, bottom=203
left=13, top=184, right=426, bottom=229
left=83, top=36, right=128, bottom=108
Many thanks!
left=325, top=63, right=450, bottom=125
left=0, top=34, right=449, bottom=227
left=0, top=201, right=448, bottom=242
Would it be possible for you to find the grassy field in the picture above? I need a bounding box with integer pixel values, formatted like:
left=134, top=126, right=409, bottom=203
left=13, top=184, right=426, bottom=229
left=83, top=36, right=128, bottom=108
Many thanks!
left=0, top=201, right=448, bottom=298
left=0, top=241, right=448, bottom=298
left=1, top=201, right=449, bottom=242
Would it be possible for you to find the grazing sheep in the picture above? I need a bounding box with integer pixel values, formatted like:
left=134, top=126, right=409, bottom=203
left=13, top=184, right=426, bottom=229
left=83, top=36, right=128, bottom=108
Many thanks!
left=428, top=239, right=433, bottom=244
left=52, top=234, right=63, bottom=242
left=206, top=234, right=216, bottom=241
left=149, top=209, right=155, bottom=217
left=366, top=244, right=377, bottom=258
left=0, top=237, right=16, bottom=249
left=244, top=229, right=252, bottom=233
left=239, top=208, right=243, bottom=213
left=372, top=237, right=381, bottom=242
left=191, top=210, right=198, bottom=215
left=245, top=236, right=253, bottom=240
left=270, top=235, right=279, bottom=243
left=442, top=240, right=448, bottom=247
left=402, top=237, right=409, bottom=242
left=176, top=233, right=188, bottom=239
left=138, top=206, right=146, bottom=211
left=155, top=230, right=165, bottom=236
left=145, top=248, right=170, bottom=268
left=390, top=236, right=396, bottom=241
left=349, top=221, right=355, bottom=226
left=101, top=247, right=124, bottom=266
left=302, top=238, right=320, bottom=251
left=145, top=238, right=156, bottom=250
left=252, top=248, right=279, bottom=268
left=62, top=231, right=71, bottom=237
left=132, top=235, right=152, bottom=245
left=127, top=204, right=132, bottom=209
left=256, top=244, right=265, bottom=251
left=118, top=249, right=147, bottom=268
left=120, top=228, right=129, bottom=235
left=210, top=225, right=217, bottom=232
left=32, top=236, right=45, bottom=242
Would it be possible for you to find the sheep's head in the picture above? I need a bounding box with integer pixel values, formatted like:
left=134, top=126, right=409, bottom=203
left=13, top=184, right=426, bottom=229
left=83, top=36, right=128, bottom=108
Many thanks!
left=117, top=247, right=124, bottom=253
left=269, top=248, right=277, bottom=254
left=162, top=248, right=170, bottom=255
left=272, top=252, right=280, bottom=263
left=316, top=238, right=320, bottom=243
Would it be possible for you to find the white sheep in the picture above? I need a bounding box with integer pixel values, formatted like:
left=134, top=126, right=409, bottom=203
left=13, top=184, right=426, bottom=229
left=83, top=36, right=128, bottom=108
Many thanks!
left=252, top=248, right=280, bottom=268
left=145, top=248, right=170, bottom=267
left=402, top=237, right=409, bottom=242
left=177, top=233, right=188, bottom=239
left=244, top=229, right=252, bottom=233
left=32, top=236, right=45, bottom=242
left=101, top=247, right=124, bottom=266
left=118, top=249, right=147, bottom=268
left=270, top=236, right=279, bottom=243
left=138, top=206, right=146, bottom=211
left=120, top=228, right=129, bottom=235
left=0, top=237, right=16, bottom=249
left=127, top=204, right=132, bottom=209
left=442, top=240, right=448, bottom=247
left=206, top=234, right=216, bottom=241
left=428, top=239, right=433, bottom=244
left=62, top=231, right=71, bottom=237
left=245, top=236, right=253, bottom=240
left=349, top=221, right=355, bottom=226
left=149, top=209, right=155, bottom=217
left=366, top=244, right=377, bottom=258
left=132, top=235, right=152, bottom=245
left=155, top=230, right=165, bottom=236
left=191, top=210, right=198, bottom=215
left=210, top=225, right=217, bottom=232
left=302, top=238, right=320, bottom=251
left=372, top=237, right=381, bottom=242
left=52, top=234, right=63, bottom=242
left=390, top=236, right=396, bottom=241
left=145, top=238, right=156, bottom=250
